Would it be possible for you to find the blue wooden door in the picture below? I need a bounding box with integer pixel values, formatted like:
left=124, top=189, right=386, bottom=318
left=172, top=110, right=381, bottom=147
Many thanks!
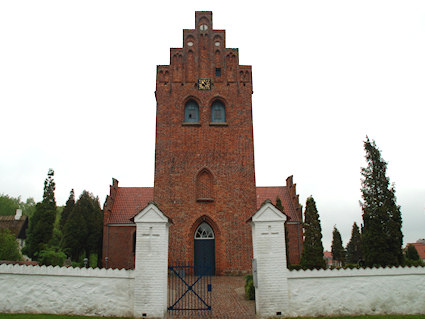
left=194, top=239, right=215, bottom=275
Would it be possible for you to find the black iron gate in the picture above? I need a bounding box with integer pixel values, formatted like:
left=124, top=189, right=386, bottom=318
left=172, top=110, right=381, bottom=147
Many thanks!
left=168, top=263, right=212, bottom=316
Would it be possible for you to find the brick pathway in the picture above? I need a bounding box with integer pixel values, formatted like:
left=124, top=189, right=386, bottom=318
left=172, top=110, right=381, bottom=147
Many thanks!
left=166, top=276, right=256, bottom=319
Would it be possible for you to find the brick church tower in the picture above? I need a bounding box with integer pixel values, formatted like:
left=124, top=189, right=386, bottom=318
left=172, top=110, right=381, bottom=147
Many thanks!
left=102, top=11, right=303, bottom=272
left=154, top=11, right=256, bottom=275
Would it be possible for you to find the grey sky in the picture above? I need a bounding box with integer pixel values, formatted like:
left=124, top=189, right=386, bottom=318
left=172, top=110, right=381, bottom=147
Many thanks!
left=1, top=0, right=424, bottom=250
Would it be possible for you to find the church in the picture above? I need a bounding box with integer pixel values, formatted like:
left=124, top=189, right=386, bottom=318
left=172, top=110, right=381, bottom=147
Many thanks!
left=102, top=11, right=303, bottom=275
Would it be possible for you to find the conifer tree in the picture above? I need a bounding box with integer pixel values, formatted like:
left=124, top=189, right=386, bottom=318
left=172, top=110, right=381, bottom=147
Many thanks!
left=23, top=169, right=57, bottom=259
left=60, top=189, right=75, bottom=231
left=405, top=244, right=420, bottom=261
left=331, top=226, right=345, bottom=267
left=62, top=191, right=103, bottom=262
left=346, top=222, right=362, bottom=264
left=300, top=196, right=326, bottom=269
left=361, top=137, right=403, bottom=267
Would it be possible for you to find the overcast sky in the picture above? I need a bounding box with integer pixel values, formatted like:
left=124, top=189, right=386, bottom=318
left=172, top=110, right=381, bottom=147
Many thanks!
left=1, top=0, right=424, bottom=250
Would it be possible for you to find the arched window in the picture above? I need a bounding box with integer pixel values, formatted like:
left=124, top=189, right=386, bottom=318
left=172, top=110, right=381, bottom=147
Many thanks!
left=211, top=100, right=226, bottom=123
left=196, top=169, right=213, bottom=201
left=194, top=222, right=215, bottom=239
left=184, top=100, right=199, bottom=122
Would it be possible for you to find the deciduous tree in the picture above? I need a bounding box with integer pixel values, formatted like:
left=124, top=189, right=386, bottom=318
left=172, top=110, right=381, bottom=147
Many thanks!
left=0, top=195, right=35, bottom=217
left=0, top=229, right=22, bottom=261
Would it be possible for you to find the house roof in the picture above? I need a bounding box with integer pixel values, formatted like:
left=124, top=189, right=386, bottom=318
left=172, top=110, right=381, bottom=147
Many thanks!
left=105, top=180, right=302, bottom=225
left=256, top=186, right=301, bottom=221
left=0, top=215, right=28, bottom=239
left=407, top=242, right=425, bottom=260
left=105, top=187, right=154, bottom=224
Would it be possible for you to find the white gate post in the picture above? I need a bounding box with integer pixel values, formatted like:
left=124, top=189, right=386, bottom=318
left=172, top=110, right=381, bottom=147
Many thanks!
left=250, top=200, right=289, bottom=317
left=133, top=202, right=170, bottom=318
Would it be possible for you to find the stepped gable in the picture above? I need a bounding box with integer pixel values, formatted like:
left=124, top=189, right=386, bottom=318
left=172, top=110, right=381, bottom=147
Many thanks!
left=104, top=180, right=153, bottom=224
left=256, top=176, right=302, bottom=222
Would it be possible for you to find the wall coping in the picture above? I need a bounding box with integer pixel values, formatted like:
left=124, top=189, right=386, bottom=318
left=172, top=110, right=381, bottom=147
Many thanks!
left=0, top=264, right=134, bottom=279
left=288, top=266, right=425, bottom=279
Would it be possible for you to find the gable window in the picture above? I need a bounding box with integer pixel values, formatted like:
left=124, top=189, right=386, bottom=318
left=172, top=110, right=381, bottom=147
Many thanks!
left=211, top=100, right=226, bottom=123
left=184, top=100, right=199, bottom=123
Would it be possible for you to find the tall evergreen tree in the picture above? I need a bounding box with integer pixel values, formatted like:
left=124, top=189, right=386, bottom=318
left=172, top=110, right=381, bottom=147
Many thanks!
left=361, top=137, right=403, bottom=267
left=300, top=196, right=326, bottom=269
left=331, top=226, right=345, bottom=267
left=62, top=191, right=102, bottom=261
left=22, top=169, right=57, bottom=259
left=60, top=189, right=75, bottom=231
left=346, top=222, right=362, bottom=264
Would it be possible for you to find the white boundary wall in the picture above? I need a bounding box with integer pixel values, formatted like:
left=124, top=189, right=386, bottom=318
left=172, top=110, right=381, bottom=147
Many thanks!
left=251, top=202, right=425, bottom=318
left=0, top=264, right=134, bottom=317
left=287, top=266, right=425, bottom=317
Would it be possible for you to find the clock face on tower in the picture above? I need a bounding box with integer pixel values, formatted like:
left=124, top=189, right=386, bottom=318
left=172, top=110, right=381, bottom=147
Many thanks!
left=198, top=78, right=211, bottom=90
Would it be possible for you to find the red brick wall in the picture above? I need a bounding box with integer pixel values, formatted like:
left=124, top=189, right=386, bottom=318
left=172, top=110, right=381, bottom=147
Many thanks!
left=103, top=225, right=136, bottom=269
left=286, top=222, right=303, bottom=265
left=154, top=12, right=257, bottom=275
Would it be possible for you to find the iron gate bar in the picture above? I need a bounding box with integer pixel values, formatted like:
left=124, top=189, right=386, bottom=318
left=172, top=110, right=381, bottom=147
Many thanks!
left=168, top=267, right=209, bottom=310
left=167, top=263, right=212, bottom=312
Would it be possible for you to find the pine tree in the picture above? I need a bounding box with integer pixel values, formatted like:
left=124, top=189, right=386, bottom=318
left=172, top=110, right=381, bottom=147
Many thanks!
left=361, top=137, right=403, bottom=267
left=331, top=226, right=345, bottom=267
left=346, top=222, right=362, bottom=264
left=300, top=196, right=326, bottom=269
left=60, top=189, right=75, bottom=231
left=22, top=169, right=57, bottom=260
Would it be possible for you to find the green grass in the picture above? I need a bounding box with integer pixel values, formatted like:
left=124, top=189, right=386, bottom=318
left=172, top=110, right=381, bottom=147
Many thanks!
left=0, top=315, right=424, bottom=319
left=277, top=316, right=425, bottom=319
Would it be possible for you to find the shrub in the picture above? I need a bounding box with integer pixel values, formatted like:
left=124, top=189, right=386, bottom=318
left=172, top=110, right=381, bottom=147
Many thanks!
left=37, top=247, right=67, bottom=266
left=244, top=274, right=255, bottom=300
left=0, top=229, right=22, bottom=261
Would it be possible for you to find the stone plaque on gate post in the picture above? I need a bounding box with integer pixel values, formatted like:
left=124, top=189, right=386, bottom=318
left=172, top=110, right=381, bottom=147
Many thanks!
left=133, top=202, right=171, bottom=318
left=249, top=200, right=289, bottom=317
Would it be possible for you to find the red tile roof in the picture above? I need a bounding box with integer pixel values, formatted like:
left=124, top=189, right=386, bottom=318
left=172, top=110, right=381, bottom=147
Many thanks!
left=106, top=187, right=153, bottom=224
left=256, top=186, right=301, bottom=222
left=106, top=184, right=302, bottom=224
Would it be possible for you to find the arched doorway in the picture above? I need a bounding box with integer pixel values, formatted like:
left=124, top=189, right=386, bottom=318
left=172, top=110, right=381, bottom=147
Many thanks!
left=194, top=222, right=215, bottom=275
